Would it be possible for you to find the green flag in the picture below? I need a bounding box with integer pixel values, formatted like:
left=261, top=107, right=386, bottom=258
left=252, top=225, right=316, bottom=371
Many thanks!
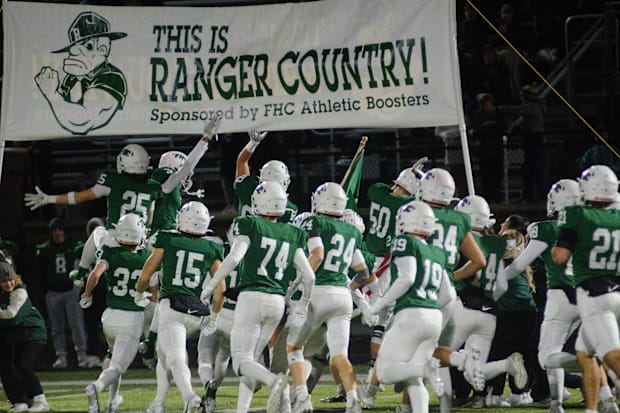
left=341, top=149, right=365, bottom=211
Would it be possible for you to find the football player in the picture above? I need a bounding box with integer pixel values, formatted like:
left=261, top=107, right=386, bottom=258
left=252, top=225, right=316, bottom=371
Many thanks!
left=235, top=129, right=298, bottom=223
left=417, top=168, right=487, bottom=412
left=25, top=114, right=222, bottom=288
left=286, top=183, right=371, bottom=413
left=201, top=181, right=315, bottom=413
left=363, top=159, right=425, bottom=385
left=503, top=179, right=582, bottom=412
left=366, top=200, right=450, bottom=413
left=79, top=214, right=158, bottom=413
left=552, top=165, right=620, bottom=413
left=450, top=195, right=528, bottom=405
left=136, top=201, right=224, bottom=413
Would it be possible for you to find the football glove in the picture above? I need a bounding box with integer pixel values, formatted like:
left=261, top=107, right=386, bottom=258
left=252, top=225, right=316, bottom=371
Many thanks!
left=24, top=186, right=55, bottom=211
left=138, top=338, right=156, bottom=369
left=248, top=128, right=268, bottom=143
left=200, top=287, right=214, bottom=305
left=203, top=113, right=223, bottom=140
left=134, top=291, right=152, bottom=307
left=201, top=313, right=218, bottom=336
left=79, top=295, right=93, bottom=309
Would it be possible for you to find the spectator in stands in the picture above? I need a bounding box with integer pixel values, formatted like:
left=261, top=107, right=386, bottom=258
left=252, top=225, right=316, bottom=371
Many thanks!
left=468, top=92, right=508, bottom=202
left=36, top=217, right=88, bottom=369
left=497, top=82, right=549, bottom=202
left=578, top=129, right=620, bottom=176
left=490, top=3, right=527, bottom=100
left=0, top=261, right=50, bottom=412
left=476, top=44, right=513, bottom=105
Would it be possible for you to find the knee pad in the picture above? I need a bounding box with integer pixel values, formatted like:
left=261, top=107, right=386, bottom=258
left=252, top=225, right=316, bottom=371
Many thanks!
left=287, top=349, right=304, bottom=366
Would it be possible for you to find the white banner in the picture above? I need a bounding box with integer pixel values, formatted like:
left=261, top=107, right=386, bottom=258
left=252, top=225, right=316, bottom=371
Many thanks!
left=1, top=0, right=461, bottom=141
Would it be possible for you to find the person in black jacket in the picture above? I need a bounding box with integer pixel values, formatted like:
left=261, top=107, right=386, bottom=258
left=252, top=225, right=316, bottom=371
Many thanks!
left=0, top=261, right=49, bottom=412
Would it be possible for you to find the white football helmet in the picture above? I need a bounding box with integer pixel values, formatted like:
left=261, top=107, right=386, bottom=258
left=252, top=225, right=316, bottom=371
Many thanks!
left=159, top=150, right=193, bottom=191
left=311, top=182, right=348, bottom=217
left=259, top=160, right=291, bottom=191
left=177, top=201, right=212, bottom=235
left=610, top=192, right=620, bottom=210
left=292, top=211, right=313, bottom=228
left=114, top=213, right=146, bottom=246
left=396, top=200, right=437, bottom=236
left=579, top=165, right=619, bottom=203
left=455, top=195, right=496, bottom=231
left=418, top=168, right=456, bottom=206
left=158, top=151, right=187, bottom=171
left=252, top=181, right=287, bottom=217
left=341, top=208, right=365, bottom=234
left=117, top=144, right=150, bottom=175
left=393, top=168, right=421, bottom=195
left=546, top=179, right=581, bottom=217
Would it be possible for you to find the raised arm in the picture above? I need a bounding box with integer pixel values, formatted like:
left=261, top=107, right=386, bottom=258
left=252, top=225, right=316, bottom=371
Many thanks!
left=161, top=114, right=223, bottom=194
left=236, top=128, right=268, bottom=179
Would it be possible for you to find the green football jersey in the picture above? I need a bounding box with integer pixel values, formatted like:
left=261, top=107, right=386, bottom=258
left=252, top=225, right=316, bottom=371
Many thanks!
left=496, top=261, right=536, bottom=312
left=0, top=285, right=47, bottom=344
left=455, top=233, right=506, bottom=301
left=365, top=183, right=414, bottom=256
left=97, top=245, right=151, bottom=311
left=427, top=207, right=471, bottom=274
left=234, top=175, right=298, bottom=223
left=231, top=215, right=307, bottom=295
left=528, top=220, right=574, bottom=288
left=390, top=235, right=447, bottom=312
left=36, top=239, right=83, bottom=292
left=96, top=171, right=164, bottom=227
left=301, top=215, right=364, bottom=287
left=149, top=167, right=182, bottom=235
left=154, top=231, right=225, bottom=299
left=558, top=205, right=620, bottom=286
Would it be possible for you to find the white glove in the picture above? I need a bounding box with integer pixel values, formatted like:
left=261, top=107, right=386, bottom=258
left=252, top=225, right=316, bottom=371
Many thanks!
left=69, top=269, right=85, bottom=289
left=203, top=113, right=223, bottom=140
left=24, top=186, right=55, bottom=210
left=361, top=309, right=380, bottom=327
left=368, top=302, right=383, bottom=317
left=200, top=287, right=214, bottom=305
left=134, top=291, right=152, bottom=307
left=248, top=128, right=268, bottom=143
left=79, top=295, right=93, bottom=309
left=201, top=313, right=218, bottom=336
left=288, top=301, right=308, bottom=329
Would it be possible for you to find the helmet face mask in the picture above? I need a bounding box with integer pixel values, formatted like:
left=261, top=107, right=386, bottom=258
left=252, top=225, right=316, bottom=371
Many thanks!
left=396, top=200, right=437, bottom=236
left=311, top=182, right=348, bottom=217
left=546, top=179, right=581, bottom=217
left=114, top=213, right=146, bottom=246
left=177, top=201, right=211, bottom=236
left=419, top=168, right=456, bottom=206
left=259, top=160, right=290, bottom=191
left=251, top=181, right=287, bottom=217
left=455, top=195, right=495, bottom=231
left=117, top=144, right=150, bottom=175
left=579, top=165, right=619, bottom=203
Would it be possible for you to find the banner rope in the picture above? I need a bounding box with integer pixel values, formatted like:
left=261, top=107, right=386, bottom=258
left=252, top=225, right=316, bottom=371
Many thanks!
left=467, top=0, right=620, bottom=160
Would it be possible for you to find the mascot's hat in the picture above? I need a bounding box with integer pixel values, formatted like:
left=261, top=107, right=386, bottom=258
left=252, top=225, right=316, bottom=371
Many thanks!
left=52, top=12, right=127, bottom=53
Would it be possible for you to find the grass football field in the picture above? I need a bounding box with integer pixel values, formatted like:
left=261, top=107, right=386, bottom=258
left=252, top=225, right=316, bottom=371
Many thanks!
left=0, top=367, right=590, bottom=413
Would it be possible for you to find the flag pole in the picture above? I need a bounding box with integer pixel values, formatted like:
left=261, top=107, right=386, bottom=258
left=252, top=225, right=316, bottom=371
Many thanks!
left=340, top=135, right=368, bottom=186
